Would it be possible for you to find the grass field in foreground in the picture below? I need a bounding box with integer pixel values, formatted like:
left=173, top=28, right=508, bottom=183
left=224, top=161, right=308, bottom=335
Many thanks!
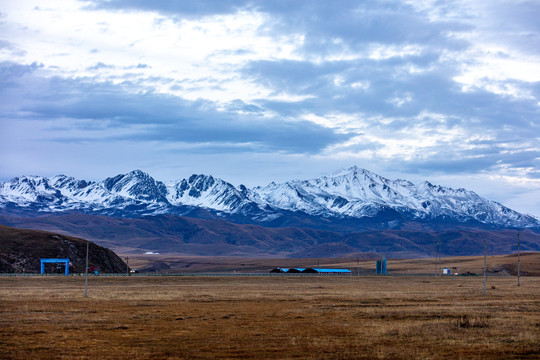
left=1, top=276, right=539, bottom=359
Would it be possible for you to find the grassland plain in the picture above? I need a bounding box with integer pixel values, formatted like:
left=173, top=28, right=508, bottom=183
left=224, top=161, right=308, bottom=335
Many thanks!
left=1, top=275, right=539, bottom=359
left=126, top=252, right=540, bottom=275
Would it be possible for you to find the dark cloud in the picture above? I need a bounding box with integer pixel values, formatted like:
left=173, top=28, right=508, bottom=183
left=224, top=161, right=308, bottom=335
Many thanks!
left=0, top=61, right=43, bottom=84
left=86, top=0, right=470, bottom=56
left=403, top=149, right=540, bottom=177
left=225, top=100, right=264, bottom=114
left=491, top=1, right=540, bottom=32
left=239, top=50, right=540, bottom=179
left=283, top=4, right=468, bottom=56
left=0, top=62, right=349, bottom=154
left=403, top=156, right=498, bottom=174
left=87, top=62, right=116, bottom=70
left=0, top=39, right=14, bottom=50
left=396, top=137, right=540, bottom=177
left=243, top=55, right=540, bottom=136
left=85, top=0, right=249, bottom=17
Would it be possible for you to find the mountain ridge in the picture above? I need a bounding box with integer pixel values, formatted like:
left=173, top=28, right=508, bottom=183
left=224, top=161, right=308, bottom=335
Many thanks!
left=2, top=213, right=538, bottom=258
left=1, top=166, right=538, bottom=230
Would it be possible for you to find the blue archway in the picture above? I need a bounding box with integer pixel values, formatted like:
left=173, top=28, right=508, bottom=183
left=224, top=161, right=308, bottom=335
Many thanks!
left=40, top=258, right=70, bottom=276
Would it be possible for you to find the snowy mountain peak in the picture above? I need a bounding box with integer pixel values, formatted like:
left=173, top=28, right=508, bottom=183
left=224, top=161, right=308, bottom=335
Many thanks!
left=0, top=168, right=538, bottom=229
left=50, top=174, right=93, bottom=190
left=165, top=173, right=261, bottom=214
left=101, top=170, right=167, bottom=203
left=252, top=167, right=538, bottom=228
left=326, top=166, right=372, bottom=178
left=321, top=166, right=392, bottom=191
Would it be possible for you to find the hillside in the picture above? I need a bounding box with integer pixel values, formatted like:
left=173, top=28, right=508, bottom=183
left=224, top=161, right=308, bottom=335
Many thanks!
left=1, top=214, right=538, bottom=258
left=0, top=225, right=128, bottom=273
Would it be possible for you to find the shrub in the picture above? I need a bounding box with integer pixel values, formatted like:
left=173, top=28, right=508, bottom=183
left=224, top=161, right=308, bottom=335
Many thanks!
left=454, top=313, right=491, bottom=329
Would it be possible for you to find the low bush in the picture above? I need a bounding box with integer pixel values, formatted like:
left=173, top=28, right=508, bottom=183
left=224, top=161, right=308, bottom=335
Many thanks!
left=454, top=313, right=491, bottom=329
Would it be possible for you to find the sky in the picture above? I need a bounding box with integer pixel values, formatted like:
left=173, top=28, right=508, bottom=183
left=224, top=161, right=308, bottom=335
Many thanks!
left=0, top=0, right=539, bottom=216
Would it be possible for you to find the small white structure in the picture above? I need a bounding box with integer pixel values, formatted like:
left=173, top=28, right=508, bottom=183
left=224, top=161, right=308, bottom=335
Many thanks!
left=443, top=268, right=450, bottom=275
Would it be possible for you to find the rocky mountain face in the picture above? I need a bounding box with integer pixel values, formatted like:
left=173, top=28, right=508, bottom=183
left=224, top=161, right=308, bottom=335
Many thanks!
left=0, top=225, right=127, bottom=273
left=251, top=167, right=536, bottom=228
left=1, top=167, right=538, bottom=230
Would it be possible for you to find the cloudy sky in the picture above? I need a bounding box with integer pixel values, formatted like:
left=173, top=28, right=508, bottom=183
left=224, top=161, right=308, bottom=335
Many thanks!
left=1, top=0, right=539, bottom=216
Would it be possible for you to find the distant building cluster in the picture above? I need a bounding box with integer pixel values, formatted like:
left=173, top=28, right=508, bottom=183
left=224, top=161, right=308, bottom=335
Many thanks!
left=270, top=268, right=351, bottom=274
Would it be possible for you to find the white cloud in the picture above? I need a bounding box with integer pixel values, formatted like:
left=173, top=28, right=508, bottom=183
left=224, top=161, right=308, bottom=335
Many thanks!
left=1, top=0, right=539, bottom=216
left=367, top=44, right=425, bottom=60
left=387, top=93, right=413, bottom=107
left=0, top=0, right=307, bottom=104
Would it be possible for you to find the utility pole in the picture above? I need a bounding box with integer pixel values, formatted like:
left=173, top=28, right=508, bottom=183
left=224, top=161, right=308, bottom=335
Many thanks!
left=483, top=236, right=487, bottom=296
left=517, top=230, right=520, bottom=287
left=85, top=240, right=89, bottom=297
left=437, top=236, right=441, bottom=276
left=434, top=237, right=437, bottom=275
left=434, top=236, right=439, bottom=276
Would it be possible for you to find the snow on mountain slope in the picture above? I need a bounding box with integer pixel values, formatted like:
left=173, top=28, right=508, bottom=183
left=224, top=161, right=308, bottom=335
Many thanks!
left=166, top=174, right=260, bottom=214
left=0, top=175, right=64, bottom=207
left=0, top=167, right=538, bottom=228
left=252, top=167, right=415, bottom=215
left=253, top=167, right=440, bottom=215
left=0, top=171, right=165, bottom=214
left=250, top=166, right=538, bottom=228
left=101, top=170, right=168, bottom=203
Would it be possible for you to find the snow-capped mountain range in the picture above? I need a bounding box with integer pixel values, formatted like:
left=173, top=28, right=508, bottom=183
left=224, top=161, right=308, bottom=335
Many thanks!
left=1, top=166, right=538, bottom=229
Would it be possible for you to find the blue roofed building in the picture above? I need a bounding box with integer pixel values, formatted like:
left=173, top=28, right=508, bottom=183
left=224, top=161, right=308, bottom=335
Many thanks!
left=302, top=268, right=351, bottom=274
left=270, top=267, right=351, bottom=274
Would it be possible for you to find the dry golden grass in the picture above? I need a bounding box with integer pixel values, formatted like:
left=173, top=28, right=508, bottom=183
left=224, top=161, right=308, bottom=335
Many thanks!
left=0, top=275, right=539, bottom=359
left=126, top=253, right=540, bottom=276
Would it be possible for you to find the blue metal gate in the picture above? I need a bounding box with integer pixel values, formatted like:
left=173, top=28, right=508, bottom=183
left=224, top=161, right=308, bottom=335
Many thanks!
left=40, top=258, right=70, bottom=276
